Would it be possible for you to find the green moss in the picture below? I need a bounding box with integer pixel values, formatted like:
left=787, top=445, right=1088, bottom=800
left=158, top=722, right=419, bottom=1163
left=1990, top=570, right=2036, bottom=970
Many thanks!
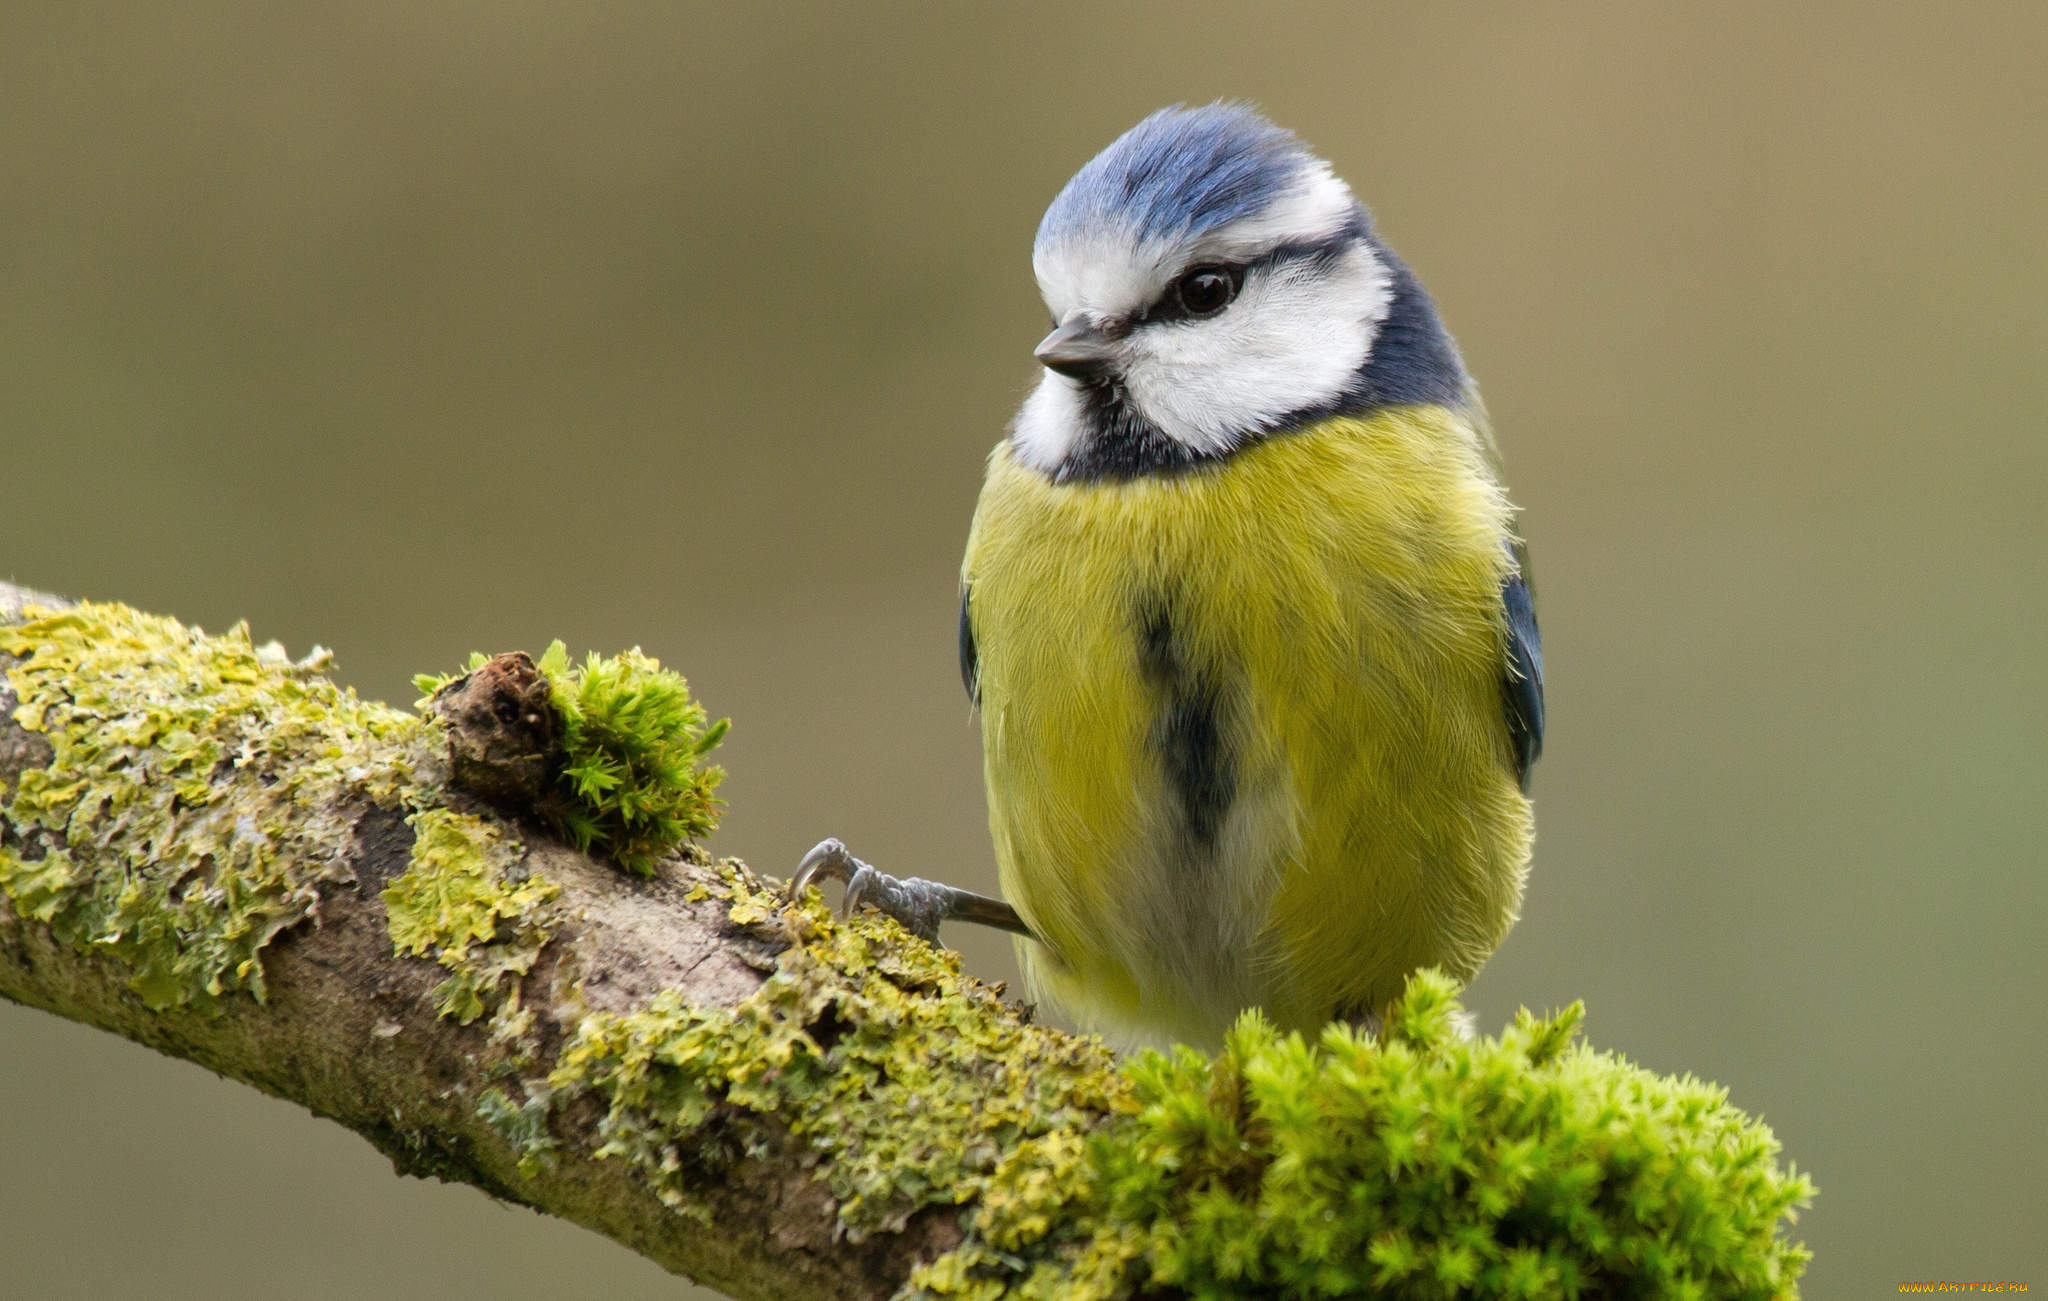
left=381, top=808, right=560, bottom=1029
left=0, top=604, right=431, bottom=1010
left=417, top=641, right=727, bottom=877
left=541, top=640, right=726, bottom=875
left=909, top=972, right=1815, bottom=1301
left=545, top=863, right=1135, bottom=1233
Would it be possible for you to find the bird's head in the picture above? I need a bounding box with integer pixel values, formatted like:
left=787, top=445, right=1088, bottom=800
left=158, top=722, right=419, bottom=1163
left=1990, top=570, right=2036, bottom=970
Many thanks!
left=1014, top=103, right=1456, bottom=481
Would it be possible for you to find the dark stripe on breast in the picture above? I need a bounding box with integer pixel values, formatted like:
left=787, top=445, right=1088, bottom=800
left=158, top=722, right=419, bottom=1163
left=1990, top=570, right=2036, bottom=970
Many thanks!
left=1137, top=600, right=1236, bottom=847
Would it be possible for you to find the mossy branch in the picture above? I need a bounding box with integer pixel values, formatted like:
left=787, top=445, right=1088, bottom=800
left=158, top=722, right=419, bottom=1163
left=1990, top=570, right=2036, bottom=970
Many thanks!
left=0, top=582, right=1813, bottom=1301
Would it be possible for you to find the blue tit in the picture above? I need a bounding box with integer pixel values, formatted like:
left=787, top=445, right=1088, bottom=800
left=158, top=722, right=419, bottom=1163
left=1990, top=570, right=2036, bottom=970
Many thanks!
left=798, top=103, right=1541, bottom=1052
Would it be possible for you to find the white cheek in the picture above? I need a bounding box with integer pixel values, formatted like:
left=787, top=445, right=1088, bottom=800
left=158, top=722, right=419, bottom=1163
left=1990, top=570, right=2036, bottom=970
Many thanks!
left=1009, top=371, right=1089, bottom=474
left=1119, top=243, right=1392, bottom=453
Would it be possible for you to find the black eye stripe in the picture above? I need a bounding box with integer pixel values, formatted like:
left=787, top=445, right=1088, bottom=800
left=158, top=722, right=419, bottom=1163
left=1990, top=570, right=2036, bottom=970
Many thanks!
left=1123, top=207, right=1372, bottom=329
left=1141, top=230, right=1359, bottom=326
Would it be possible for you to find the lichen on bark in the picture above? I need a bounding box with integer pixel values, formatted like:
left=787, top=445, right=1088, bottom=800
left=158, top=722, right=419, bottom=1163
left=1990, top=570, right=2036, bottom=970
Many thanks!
left=546, top=863, right=1135, bottom=1234
left=382, top=807, right=560, bottom=1033
left=0, top=603, right=433, bottom=1009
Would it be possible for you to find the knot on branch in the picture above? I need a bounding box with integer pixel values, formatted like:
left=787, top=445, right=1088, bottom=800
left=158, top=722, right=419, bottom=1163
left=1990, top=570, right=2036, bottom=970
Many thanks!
left=433, top=652, right=559, bottom=811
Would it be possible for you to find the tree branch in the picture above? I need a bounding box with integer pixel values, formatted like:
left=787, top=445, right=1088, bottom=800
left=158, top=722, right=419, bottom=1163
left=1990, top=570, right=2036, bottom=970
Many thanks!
left=0, top=581, right=1080, bottom=1299
left=0, top=582, right=1815, bottom=1301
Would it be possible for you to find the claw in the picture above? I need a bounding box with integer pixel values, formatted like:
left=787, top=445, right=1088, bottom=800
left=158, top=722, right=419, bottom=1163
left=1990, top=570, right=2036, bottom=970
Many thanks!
left=842, top=864, right=882, bottom=917
left=788, top=837, right=856, bottom=904
left=788, top=838, right=897, bottom=927
left=784, top=836, right=1038, bottom=946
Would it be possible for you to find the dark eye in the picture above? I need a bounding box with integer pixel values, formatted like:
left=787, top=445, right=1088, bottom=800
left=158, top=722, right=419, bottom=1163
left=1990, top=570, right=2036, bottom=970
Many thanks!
left=1172, top=265, right=1239, bottom=317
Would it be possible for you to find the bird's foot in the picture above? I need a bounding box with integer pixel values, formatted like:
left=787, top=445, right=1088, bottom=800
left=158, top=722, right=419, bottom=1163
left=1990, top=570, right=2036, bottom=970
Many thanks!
left=785, top=838, right=1034, bottom=945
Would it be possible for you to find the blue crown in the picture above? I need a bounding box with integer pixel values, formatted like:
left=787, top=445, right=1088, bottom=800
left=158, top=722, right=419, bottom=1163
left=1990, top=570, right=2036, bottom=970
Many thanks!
left=1036, top=103, right=1316, bottom=254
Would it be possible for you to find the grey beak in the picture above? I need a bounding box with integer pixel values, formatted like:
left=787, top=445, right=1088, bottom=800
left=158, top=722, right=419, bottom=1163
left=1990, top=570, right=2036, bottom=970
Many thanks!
left=1034, top=314, right=1117, bottom=380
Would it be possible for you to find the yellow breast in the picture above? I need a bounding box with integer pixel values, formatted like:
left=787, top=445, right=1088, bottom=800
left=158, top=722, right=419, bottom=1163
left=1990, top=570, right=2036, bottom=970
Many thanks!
left=962, top=406, right=1533, bottom=1049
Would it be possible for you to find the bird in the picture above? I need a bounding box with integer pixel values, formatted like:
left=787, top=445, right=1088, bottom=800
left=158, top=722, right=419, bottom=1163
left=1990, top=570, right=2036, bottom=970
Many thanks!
left=793, top=103, right=1542, bottom=1051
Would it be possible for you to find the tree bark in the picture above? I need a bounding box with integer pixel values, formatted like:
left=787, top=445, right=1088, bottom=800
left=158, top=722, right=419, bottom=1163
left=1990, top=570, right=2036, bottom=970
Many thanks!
left=0, top=580, right=1091, bottom=1301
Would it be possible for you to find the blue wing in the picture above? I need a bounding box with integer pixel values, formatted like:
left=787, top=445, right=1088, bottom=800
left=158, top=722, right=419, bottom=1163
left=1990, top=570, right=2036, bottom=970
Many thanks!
left=959, top=586, right=980, bottom=706
left=1502, top=547, right=1544, bottom=792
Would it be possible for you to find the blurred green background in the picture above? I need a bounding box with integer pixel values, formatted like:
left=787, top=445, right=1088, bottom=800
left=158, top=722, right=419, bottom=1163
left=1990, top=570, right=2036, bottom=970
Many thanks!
left=2, top=3, right=2042, bottom=1297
